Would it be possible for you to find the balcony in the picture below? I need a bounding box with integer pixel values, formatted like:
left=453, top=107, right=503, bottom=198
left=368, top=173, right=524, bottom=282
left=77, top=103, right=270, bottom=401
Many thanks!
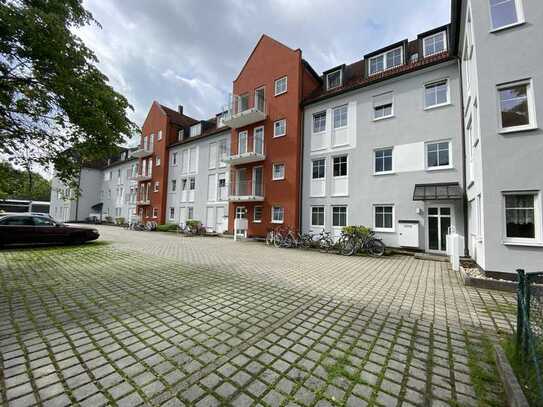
left=222, top=92, right=267, bottom=129
left=224, top=129, right=266, bottom=166
left=131, top=142, right=154, bottom=158
left=229, top=180, right=264, bottom=202
left=136, top=198, right=150, bottom=205
left=132, top=172, right=152, bottom=181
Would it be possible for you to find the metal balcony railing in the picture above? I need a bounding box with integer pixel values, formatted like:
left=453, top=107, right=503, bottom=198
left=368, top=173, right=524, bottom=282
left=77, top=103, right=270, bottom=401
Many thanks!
left=229, top=180, right=264, bottom=202
left=222, top=92, right=267, bottom=129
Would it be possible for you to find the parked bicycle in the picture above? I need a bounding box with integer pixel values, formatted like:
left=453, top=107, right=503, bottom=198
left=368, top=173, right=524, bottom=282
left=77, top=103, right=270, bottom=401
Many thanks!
left=315, top=229, right=335, bottom=253
left=337, top=227, right=385, bottom=257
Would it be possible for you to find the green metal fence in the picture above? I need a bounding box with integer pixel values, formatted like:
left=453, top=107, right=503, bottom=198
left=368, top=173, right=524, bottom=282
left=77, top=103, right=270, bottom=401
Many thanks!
left=516, top=268, right=543, bottom=402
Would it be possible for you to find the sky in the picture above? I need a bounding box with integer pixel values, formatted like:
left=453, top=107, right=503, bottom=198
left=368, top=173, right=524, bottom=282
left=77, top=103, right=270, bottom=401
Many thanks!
left=77, top=0, right=451, bottom=131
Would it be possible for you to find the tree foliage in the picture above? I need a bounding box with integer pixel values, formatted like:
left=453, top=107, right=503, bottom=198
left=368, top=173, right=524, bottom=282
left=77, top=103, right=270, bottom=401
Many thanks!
left=0, top=161, right=51, bottom=201
left=0, top=0, right=137, bottom=188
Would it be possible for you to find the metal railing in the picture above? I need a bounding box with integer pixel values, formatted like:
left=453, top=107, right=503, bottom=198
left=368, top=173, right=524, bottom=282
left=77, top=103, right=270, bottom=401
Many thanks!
left=222, top=92, right=267, bottom=120
left=516, top=268, right=543, bottom=403
left=229, top=180, right=264, bottom=198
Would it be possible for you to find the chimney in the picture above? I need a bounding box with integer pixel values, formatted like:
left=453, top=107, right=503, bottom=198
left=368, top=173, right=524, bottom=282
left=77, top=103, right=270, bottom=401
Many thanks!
left=178, top=105, right=183, bottom=114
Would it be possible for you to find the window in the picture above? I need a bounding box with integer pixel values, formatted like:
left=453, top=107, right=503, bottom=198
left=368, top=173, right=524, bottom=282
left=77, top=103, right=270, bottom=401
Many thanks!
left=171, top=179, right=177, bottom=192
left=209, top=142, right=218, bottom=169
left=490, top=0, right=523, bottom=31
left=152, top=208, right=158, bottom=218
left=369, top=47, right=403, bottom=75
left=253, top=206, right=262, bottom=223
left=157, top=130, right=162, bottom=141
left=425, top=80, right=449, bottom=108
left=423, top=31, right=447, bottom=57
left=326, top=70, right=342, bottom=90
left=178, top=129, right=184, bottom=141
left=375, top=148, right=393, bottom=173
left=0, top=216, right=34, bottom=226
left=188, top=207, right=194, bottom=219
left=333, top=105, right=348, bottom=129
left=190, top=123, right=201, bottom=137
left=497, top=80, right=535, bottom=132
left=172, top=152, right=178, bottom=166
left=272, top=163, right=285, bottom=180
left=238, top=131, right=247, bottom=154
left=34, top=217, right=55, bottom=226
left=189, top=177, right=196, bottom=190
left=312, top=159, right=326, bottom=179
left=272, top=206, right=284, bottom=223
left=374, top=206, right=394, bottom=231
left=373, top=92, right=394, bottom=120
left=333, top=155, right=348, bottom=177
left=274, top=119, right=286, bottom=137
left=156, top=155, right=161, bottom=166
left=332, top=206, right=347, bottom=227
left=311, top=206, right=325, bottom=227
left=169, top=207, right=175, bottom=220
left=504, top=192, right=539, bottom=242
left=426, top=141, right=451, bottom=169
left=313, top=111, right=326, bottom=133
left=154, top=181, right=160, bottom=192
left=274, top=76, right=287, bottom=96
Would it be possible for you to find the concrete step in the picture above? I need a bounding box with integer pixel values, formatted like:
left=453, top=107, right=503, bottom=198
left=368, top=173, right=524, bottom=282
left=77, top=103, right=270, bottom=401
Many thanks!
left=414, top=253, right=449, bottom=262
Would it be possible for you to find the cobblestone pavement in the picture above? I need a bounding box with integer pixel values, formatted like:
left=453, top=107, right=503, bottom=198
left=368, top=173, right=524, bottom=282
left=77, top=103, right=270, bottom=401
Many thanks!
left=0, top=226, right=516, bottom=406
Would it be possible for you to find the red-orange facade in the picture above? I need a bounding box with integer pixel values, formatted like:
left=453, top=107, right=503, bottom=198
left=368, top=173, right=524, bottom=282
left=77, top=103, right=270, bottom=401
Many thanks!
left=227, top=35, right=320, bottom=237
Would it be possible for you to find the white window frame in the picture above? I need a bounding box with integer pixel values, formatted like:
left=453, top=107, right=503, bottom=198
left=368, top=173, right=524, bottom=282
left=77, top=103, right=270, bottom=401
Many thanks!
left=422, top=31, right=447, bottom=58
left=171, top=179, right=177, bottom=192
left=274, top=76, right=288, bottom=96
left=333, top=105, right=348, bottom=129
left=424, top=78, right=450, bottom=110
left=190, top=123, right=202, bottom=137
left=178, top=129, right=184, bottom=141
left=238, top=131, right=248, bottom=155
left=373, top=205, right=395, bottom=232
left=312, top=111, right=326, bottom=133
left=312, top=158, right=326, bottom=180
left=156, top=155, right=161, bottom=166
left=154, top=181, right=160, bottom=192
left=172, top=152, right=178, bottom=166
left=502, top=191, right=542, bottom=246
left=272, top=163, right=285, bottom=181
left=496, top=79, right=537, bottom=134
left=157, top=130, right=163, bottom=141
left=489, top=0, right=525, bottom=32
left=368, top=46, right=403, bottom=76
left=271, top=206, right=284, bottom=224
left=310, top=206, right=325, bottom=228
left=326, top=70, right=342, bottom=90
left=426, top=140, right=453, bottom=170
left=332, top=206, right=348, bottom=228
left=253, top=206, right=262, bottom=223
left=152, top=207, right=158, bottom=218
left=332, top=155, right=348, bottom=178
left=274, top=119, right=286, bottom=138
left=374, top=147, right=394, bottom=175
left=169, top=207, right=175, bottom=220
left=373, top=92, right=394, bottom=121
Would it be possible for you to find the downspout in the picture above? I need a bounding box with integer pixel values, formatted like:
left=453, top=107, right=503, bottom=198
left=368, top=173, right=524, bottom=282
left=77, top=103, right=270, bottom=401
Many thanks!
left=75, top=164, right=82, bottom=222
left=297, top=54, right=304, bottom=233
left=457, top=56, right=469, bottom=257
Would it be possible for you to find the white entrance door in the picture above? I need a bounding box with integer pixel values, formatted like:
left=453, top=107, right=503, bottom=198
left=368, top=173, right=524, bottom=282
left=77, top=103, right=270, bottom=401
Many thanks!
left=206, top=207, right=216, bottom=233
left=179, top=206, right=187, bottom=226
left=427, top=206, right=453, bottom=253
left=216, top=206, right=227, bottom=233
left=235, top=206, right=247, bottom=237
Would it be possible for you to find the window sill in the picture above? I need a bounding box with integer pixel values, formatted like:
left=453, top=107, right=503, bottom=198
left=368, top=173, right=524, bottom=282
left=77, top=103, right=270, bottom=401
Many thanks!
left=490, top=21, right=525, bottom=34
left=498, top=125, right=538, bottom=135
left=271, top=220, right=284, bottom=224
left=374, top=171, right=395, bottom=176
left=333, top=125, right=348, bottom=131
left=312, top=131, right=326, bottom=136
left=426, top=166, right=453, bottom=172
left=273, top=134, right=286, bottom=138
left=253, top=220, right=262, bottom=224
left=272, top=178, right=285, bottom=181
left=374, top=228, right=395, bottom=233
left=503, top=240, right=543, bottom=247
left=424, top=102, right=451, bottom=111
left=373, top=115, right=395, bottom=122
left=331, top=194, right=349, bottom=198
left=274, top=90, right=287, bottom=97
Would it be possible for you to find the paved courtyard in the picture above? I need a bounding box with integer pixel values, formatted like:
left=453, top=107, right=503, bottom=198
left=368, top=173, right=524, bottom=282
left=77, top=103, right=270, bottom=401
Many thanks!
left=0, top=225, right=515, bottom=406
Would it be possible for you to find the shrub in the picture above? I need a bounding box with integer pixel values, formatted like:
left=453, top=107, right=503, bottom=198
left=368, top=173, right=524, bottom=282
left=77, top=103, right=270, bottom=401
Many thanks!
left=115, top=217, right=125, bottom=225
left=156, top=223, right=178, bottom=232
left=342, top=225, right=372, bottom=237
left=105, top=216, right=113, bottom=223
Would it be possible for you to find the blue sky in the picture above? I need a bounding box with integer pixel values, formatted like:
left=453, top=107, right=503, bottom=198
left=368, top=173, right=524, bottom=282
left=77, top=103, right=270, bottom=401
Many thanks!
left=78, top=0, right=451, bottom=128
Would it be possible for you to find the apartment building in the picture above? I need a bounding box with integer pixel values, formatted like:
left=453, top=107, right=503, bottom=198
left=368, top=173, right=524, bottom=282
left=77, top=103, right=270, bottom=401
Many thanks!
left=133, top=102, right=198, bottom=224
left=222, top=35, right=320, bottom=237
left=165, top=116, right=230, bottom=233
left=301, top=26, right=465, bottom=253
left=49, top=148, right=137, bottom=222
left=452, top=0, right=543, bottom=273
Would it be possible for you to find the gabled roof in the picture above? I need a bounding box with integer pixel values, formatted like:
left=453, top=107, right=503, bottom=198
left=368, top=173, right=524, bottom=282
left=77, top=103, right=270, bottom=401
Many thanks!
left=158, top=103, right=198, bottom=127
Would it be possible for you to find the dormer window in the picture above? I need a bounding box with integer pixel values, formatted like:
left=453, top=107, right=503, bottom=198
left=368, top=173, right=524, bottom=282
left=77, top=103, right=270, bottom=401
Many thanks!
left=326, top=70, right=342, bottom=90
left=178, top=129, right=184, bottom=141
left=423, top=31, right=447, bottom=57
left=368, top=47, right=403, bottom=75
left=190, top=123, right=201, bottom=137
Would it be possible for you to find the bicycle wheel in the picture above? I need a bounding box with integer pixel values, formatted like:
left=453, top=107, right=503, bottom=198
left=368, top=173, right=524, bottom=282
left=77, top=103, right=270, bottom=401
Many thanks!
left=368, top=239, right=385, bottom=257
left=266, top=231, right=274, bottom=246
left=338, top=236, right=356, bottom=256
left=273, top=233, right=284, bottom=248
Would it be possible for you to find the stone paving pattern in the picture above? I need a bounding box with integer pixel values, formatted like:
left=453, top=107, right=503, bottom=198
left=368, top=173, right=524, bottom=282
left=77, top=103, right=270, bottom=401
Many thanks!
left=0, top=226, right=516, bottom=406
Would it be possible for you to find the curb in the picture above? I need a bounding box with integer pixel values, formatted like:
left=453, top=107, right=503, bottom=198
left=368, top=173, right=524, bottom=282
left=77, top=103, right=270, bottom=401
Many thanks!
left=459, top=266, right=518, bottom=292
left=494, top=345, right=529, bottom=407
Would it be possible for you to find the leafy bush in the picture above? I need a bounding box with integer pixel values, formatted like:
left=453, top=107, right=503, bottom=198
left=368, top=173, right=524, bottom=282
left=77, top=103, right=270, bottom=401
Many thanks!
left=115, top=217, right=125, bottom=225
left=342, top=225, right=372, bottom=237
left=186, top=219, right=201, bottom=229
left=105, top=216, right=113, bottom=223
left=156, top=223, right=178, bottom=232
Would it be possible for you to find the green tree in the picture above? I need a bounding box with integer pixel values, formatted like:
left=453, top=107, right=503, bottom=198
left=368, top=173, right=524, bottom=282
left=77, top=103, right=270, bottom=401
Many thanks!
left=0, top=0, right=137, bottom=189
left=0, top=161, right=51, bottom=201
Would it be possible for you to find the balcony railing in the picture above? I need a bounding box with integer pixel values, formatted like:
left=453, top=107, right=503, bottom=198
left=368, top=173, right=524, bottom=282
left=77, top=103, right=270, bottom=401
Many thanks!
left=229, top=180, right=264, bottom=202
left=136, top=198, right=150, bottom=205
left=222, top=92, right=267, bottom=129
left=224, top=132, right=265, bottom=165
left=132, top=172, right=152, bottom=181
left=131, top=141, right=154, bottom=158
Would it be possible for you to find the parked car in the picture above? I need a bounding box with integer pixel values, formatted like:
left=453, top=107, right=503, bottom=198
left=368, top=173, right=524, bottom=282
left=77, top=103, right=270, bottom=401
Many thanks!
left=0, top=214, right=100, bottom=247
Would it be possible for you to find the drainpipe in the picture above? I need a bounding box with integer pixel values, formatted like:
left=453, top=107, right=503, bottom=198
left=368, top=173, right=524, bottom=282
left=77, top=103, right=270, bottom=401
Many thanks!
left=74, top=164, right=82, bottom=222
left=457, top=57, right=469, bottom=257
